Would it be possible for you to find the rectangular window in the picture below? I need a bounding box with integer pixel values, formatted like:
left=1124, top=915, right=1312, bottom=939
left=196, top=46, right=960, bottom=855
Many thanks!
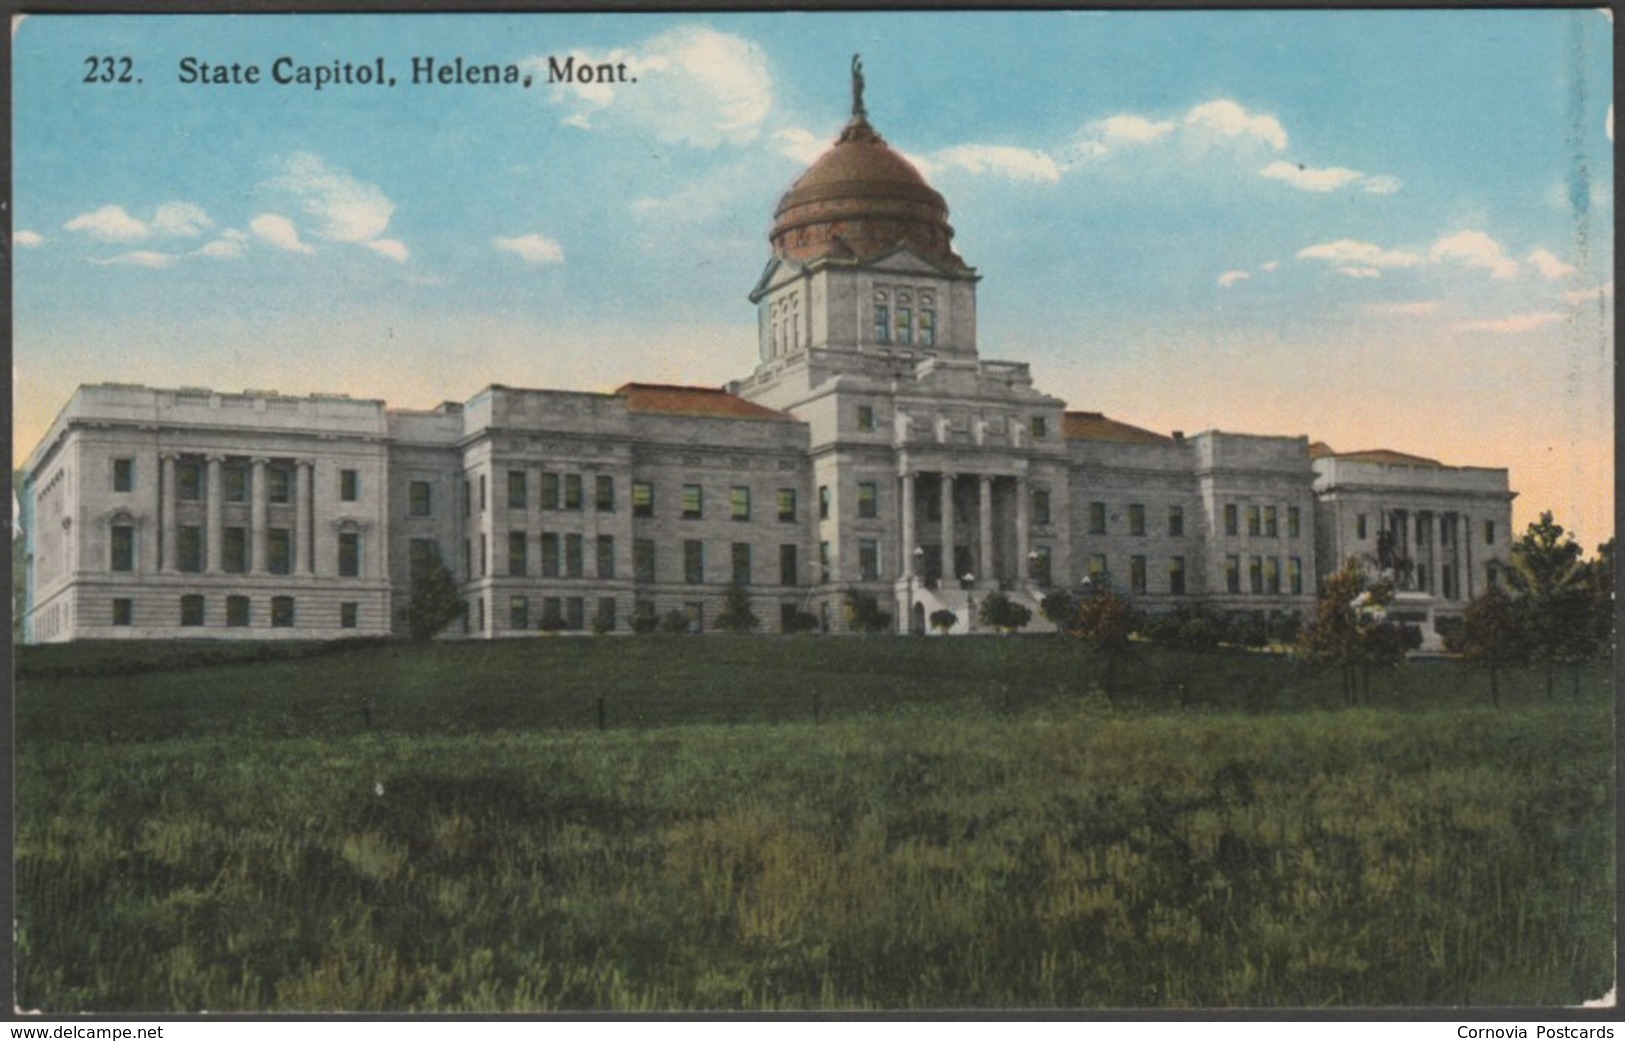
left=1089, top=553, right=1108, bottom=580
left=541, top=533, right=560, bottom=577
left=859, top=539, right=880, bottom=581
left=1265, top=556, right=1280, bottom=595
left=597, top=535, right=615, bottom=580
left=684, top=540, right=705, bottom=584
left=222, top=527, right=247, bottom=574
left=857, top=405, right=875, bottom=432
left=480, top=534, right=488, bottom=578
left=1032, top=488, right=1051, bottom=526
left=1089, top=502, right=1107, bottom=535
left=1357, top=513, right=1369, bottom=540
left=562, top=474, right=583, bottom=511
left=113, top=458, right=134, bottom=493
left=1249, top=556, right=1264, bottom=595
left=1264, top=506, right=1278, bottom=537
left=112, top=598, right=133, bottom=626
left=896, top=306, right=913, bottom=345
left=1128, top=504, right=1146, bottom=536
left=596, top=597, right=617, bottom=632
left=1169, top=556, right=1187, bottom=596
left=1247, top=505, right=1261, bottom=537
left=565, top=597, right=585, bottom=631
left=178, top=526, right=204, bottom=573
left=919, top=309, right=935, bottom=347
left=269, top=467, right=291, bottom=504
left=1289, top=557, right=1303, bottom=595
left=463, top=480, right=472, bottom=518
left=1130, top=555, right=1147, bottom=595
left=779, top=544, right=798, bottom=586
left=732, top=542, right=752, bottom=586
left=819, top=541, right=832, bottom=583
left=271, top=596, right=295, bottom=629
left=1168, top=505, right=1184, bottom=537
left=409, top=538, right=438, bottom=582
left=479, top=474, right=487, bottom=512
left=338, top=532, right=360, bottom=578
left=508, top=470, right=527, bottom=510
left=509, top=531, right=528, bottom=576
left=409, top=480, right=432, bottom=516
left=818, top=485, right=830, bottom=520
left=564, top=534, right=584, bottom=578
left=633, top=481, right=654, bottom=517
left=596, top=474, right=614, bottom=512
left=464, top=540, right=474, bottom=582
left=510, top=595, right=529, bottom=631
left=1031, top=416, right=1048, bottom=441
left=1484, top=520, right=1495, bottom=545
left=1287, top=506, right=1301, bottom=538
left=1225, top=504, right=1239, bottom=537
left=874, top=304, right=891, bottom=344
left=180, top=594, right=205, bottom=627
left=858, top=482, right=878, bottom=519
left=178, top=460, right=204, bottom=501
left=682, top=484, right=703, bottom=519
left=1032, top=545, right=1053, bottom=585
left=634, top=539, right=656, bottom=584
left=1416, top=514, right=1427, bottom=543
left=476, top=596, right=486, bottom=632
left=685, top=601, right=704, bottom=634
left=341, top=602, right=359, bottom=629
left=542, top=597, right=562, bottom=629
left=111, top=525, right=135, bottom=572
left=730, top=486, right=751, bottom=521
left=340, top=469, right=360, bottom=502
left=1226, top=555, right=1241, bottom=594
left=224, top=463, right=248, bottom=503
left=777, top=488, right=797, bottom=522
left=541, top=473, right=561, bottom=510
left=1416, top=562, right=1430, bottom=592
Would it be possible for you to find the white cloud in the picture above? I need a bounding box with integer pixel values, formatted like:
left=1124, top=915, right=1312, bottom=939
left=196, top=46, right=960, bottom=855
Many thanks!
left=268, top=153, right=395, bottom=244
left=1563, top=280, right=1614, bottom=305
left=773, top=127, right=827, bottom=165
left=1361, top=175, right=1403, bottom=195
left=1217, top=269, right=1251, bottom=288
left=1260, top=260, right=1279, bottom=272
left=534, top=26, right=773, bottom=149
left=151, top=201, right=212, bottom=238
left=250, top=213, right=315, bottom=254
left=1260, top=161, right=1402, bottom=194
left=1184, top=99, right=1288, bottom=151
left=365, top=238, right=410, bottom=263
left=1296, top=239, right=1422, bottom=270
left=91, top=250, right=178, bottom=269
left=929, top=144, right=1062, bottom=184
left=194, top=228, right=248, bottom=260
left=1526, top=248, right=1576, bottom=280
left=1429, top=230, right=1518, bottom=280
left=493, top=234, right=564, bottom=265
left=64, top=204, right=149, bottom=242
left=1368, top=299, right=1441, bottom=317
left=1098, top=114, right=1177, bottom=143
left=1338, top=267, right=1383, bottom=279
left=14, top=230, right=44, bottom=248
left=1455, top=311, right=1567, bottom=333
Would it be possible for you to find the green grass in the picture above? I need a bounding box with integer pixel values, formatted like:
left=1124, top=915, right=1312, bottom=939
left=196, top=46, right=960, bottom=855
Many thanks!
left=15, top=637, right=1615, bottom=1011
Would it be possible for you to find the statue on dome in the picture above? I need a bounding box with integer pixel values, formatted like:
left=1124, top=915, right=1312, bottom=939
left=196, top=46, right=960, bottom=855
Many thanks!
left=851, top=54, right=866, bottom=120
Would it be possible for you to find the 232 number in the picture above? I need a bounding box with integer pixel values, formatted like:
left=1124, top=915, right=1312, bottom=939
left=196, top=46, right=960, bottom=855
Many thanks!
left=83, top=56, right=135, bottom=84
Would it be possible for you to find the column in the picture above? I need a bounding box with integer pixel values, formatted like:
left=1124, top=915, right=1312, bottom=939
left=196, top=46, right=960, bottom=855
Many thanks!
left=160, top=453, right=178, bottom=572
left=1462, top=513, right=1475, bottom=599
left=1015, top=475, right=1031, bottom=583
left=296, top=459, right=314, bottom=575
left=250, top=457, right=269, bottom=574
left=939, top=473, right=956, bottom=581
left=205, top=456, right=223, bottom=573
left=901, top=471, right=917, bottom=575
left=978, top=475, right=994, bottom=584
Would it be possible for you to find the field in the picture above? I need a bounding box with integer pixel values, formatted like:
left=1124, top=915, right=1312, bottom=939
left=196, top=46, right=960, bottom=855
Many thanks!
left=15, top=636, right=1615, bottom=1011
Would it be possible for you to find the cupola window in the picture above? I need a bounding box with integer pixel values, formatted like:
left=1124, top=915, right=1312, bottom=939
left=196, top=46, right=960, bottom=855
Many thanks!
left=919, top=309, right=936, bottom=347
left=896, top=307, right=913, bottom=346
left=874, top=303, right=891, bottom=344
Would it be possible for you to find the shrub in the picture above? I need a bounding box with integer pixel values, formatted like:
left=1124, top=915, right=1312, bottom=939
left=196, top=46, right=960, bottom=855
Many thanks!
left=978, top=591, right=1032, bottom=634
left=782, top=611, right=821, bottom=635
left=659, top=609, right=692, bottom=635
left=843, top=591, right=892, bottom=634
left=929, top=609, right=957, bottom=634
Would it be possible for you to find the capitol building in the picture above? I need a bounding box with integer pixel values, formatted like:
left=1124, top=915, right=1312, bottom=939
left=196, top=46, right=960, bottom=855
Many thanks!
left=20, top=75, right=1515, bottom=642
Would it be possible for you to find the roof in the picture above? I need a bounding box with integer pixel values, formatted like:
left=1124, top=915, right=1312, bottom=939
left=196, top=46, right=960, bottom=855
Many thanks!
left=1311, top=444, right=1444, bottom=468
left=1063, top=411, right=1175, bottom=446
left=615, top=383, right=800, bottom=423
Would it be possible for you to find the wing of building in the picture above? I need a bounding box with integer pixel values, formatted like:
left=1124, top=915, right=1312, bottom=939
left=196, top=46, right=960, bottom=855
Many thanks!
left=18, top=72, right=1516, bottom=643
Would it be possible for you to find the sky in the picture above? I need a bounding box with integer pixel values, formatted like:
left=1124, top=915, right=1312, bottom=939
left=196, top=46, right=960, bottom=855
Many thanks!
left=11, top=10, right=1615, bottom=550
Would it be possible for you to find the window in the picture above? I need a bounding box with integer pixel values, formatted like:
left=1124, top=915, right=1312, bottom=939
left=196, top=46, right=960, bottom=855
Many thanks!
left=859, top=539, right=880, bottom=581
left=509, top=532, right=528, bottom=576
left=1168, top=506, right=1184, bottom=537
left=596, top=475, right=614, bottom=512
left=919, top=309, right=935, bottom=347
left=1226, top=555, right=1241, bottom=594
left=1416, top=514, right=1428, bottom=543
left=224, top=463, right=248, bottom=503
left=270, top=596, right=295, bottom=628
left=464, top=540, right=474, bottom=582
left=479, top=475, right=487, bottom=512
left=113, top=458, right=134, bottom=492
left=180, top=594, right=205, bottom=627
left=1264, top=506, right=1278, bottom=537
left=1032, top=545, right=1052, bottom=585
left=1169, top=556, right=1186, bottom=596
left=818, top=485, right=830, bottom=520
left=541, top=533, right=560, bottom=577
left=1247, top=505, right=1261, bottom=537
left=1265, top=556, right=1280, bottom=595
left=1089, top=502, right=1107, bottom=535
left=819, top=541, right=831, bottom=582
left=1031, top=416, right=1048, bottom=441
left=510, top=595, right=529, bottom=631
left=597, top=535, right=615, bottom=579
left=508, top=470, right=527, bottom=510
left=178, top=460, right=204, bottom=501
left=896, top=306, right=913, bottom=345
left=858, top=482, right=878, bottom=519
left=874, top=303, right=891, bottom=344
left=565, top=534, right=584, bottom=578
left=340, top=469, right=360, bottom=502
left=777, top=488, right=797, bottom=522
left=1287, top=506, right=1301, bottom=538
left=1128, top=504, right=1146, bottom=536
left=1416, top=562, right=1430, bottom=592
left=338, top=532, right=360, bottom=578
left=634, top=539, right=655, bottom=584
left=222, top=527, right=247, bottom=574
left=1357, top=513, right=1368, bottom=540
left=541, top=473, right=561, bottom=510
left=779, top=544, right=798, bottom=586
left=596, top=597, right=617, bottom=632
left=112, top=598, right=133, bottom=626
left=269, top=467, right=291, bottom=504
left=730, top=486, right=751, bottom=521
left=1249, top=556, right=1264, bottom=594
left=682, top=484, right=703, bottom=519
left=178, top=526, right=204, bottom=573
left=1089, top=554, right=1108, bottom=581
left=732, top=542, right=752, bottom=586
left=1130, top=555, right=1147, bottom=595
left=1224, top=504, right=1239, bottom=537
left=111, top=525, right=135, bottom=572
left=684, top=540, right=705, bottom=584
left=1484, top=520, right=1495, bottom=545
left=1289, top=557, right=1303, bottom=596
left=857, top=405, right=875, bottom=432
left=1032, top=488, right=1051, bottom=526
left=341, top=602, right=358, bottom=629
left=633, top=481, right=653, bottom=517
left=410, top=539, right=439, bottom=582
left=409, top=480, right=432, bottom=516
left=564, top=474, right=583, bottom=511
left=684, top=601, right=704, bottom=633
left=480, top=534, right=489, bottom=578
left=476, top=596, right=486, bottom=632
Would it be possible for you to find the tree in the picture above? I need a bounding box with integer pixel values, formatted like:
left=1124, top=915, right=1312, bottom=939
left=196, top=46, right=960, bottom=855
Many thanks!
left=407, top=552, right=464, bottom=641
left=928, top=608, right=958, bottom=635
left=1297, top=558, right=1406, bottom=704
left=715, top=582, right=760, bottom=634
left=1585, top=539, right=1614, bottom=652
left=1068, top=586, right=1137, bottom=697
left=782, top=610, right=821, bottom=635
left=1040, top=591, right=1078, bottom=633
left=1449, top=584, right=1530, bottom=707
left=978, top=591, right=1032, bottom=634
left=1504, top=512, right=1593, bottom=698
left=659, top=608, right=692, bottom=634
left=843, top=590, right=892, bottom=634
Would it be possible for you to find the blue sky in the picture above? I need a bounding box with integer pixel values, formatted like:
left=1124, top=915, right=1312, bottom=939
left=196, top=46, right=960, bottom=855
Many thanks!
left=12, top=10, right=1614, bottom=547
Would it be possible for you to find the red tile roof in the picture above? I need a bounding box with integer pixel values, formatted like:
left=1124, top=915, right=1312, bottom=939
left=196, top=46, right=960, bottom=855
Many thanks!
left=1063, top=411, right=1174, bottom=445
left=1312, top=444, right=1444, bottom=467
left=616, top=383, right=799, bottom=422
